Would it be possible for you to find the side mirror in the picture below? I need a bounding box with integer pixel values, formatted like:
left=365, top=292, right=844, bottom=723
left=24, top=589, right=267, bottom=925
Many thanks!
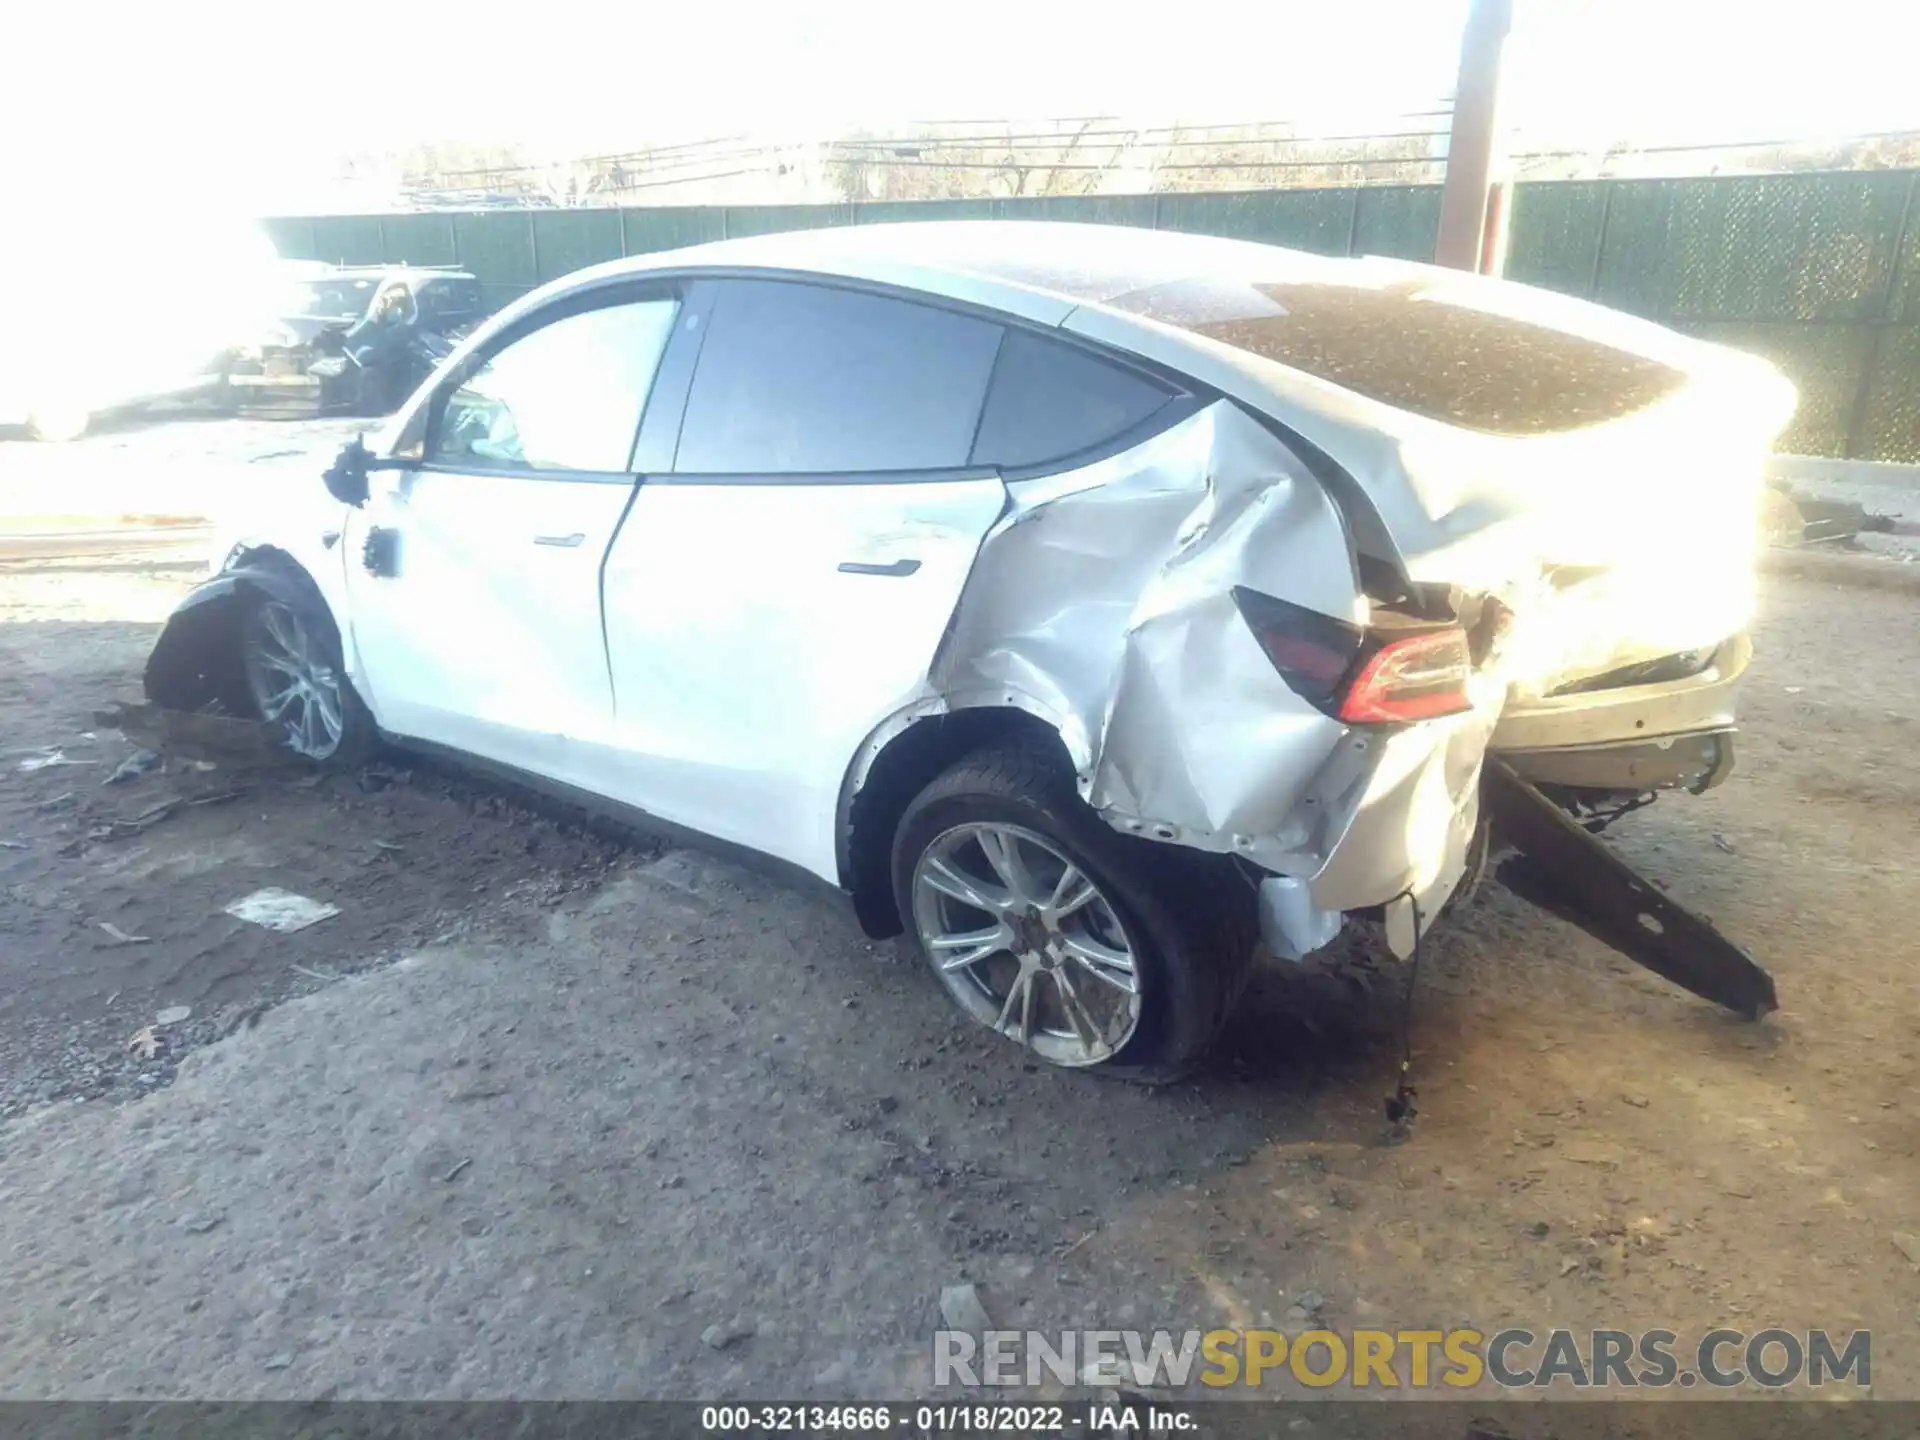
left=323, top=436, right=372, bottom=508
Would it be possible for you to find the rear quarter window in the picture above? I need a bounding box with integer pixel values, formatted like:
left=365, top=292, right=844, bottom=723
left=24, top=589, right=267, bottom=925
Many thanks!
left=969, top=329, right=1176, bottom=470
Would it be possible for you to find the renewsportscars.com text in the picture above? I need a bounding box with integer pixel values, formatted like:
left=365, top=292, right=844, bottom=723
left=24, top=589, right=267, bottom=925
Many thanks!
left=934, top=1327, right=1871, bottom=1390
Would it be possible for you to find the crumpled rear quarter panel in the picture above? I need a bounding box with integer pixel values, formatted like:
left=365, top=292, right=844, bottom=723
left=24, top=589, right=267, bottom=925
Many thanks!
left=931, top=400, right=1450, bottom=888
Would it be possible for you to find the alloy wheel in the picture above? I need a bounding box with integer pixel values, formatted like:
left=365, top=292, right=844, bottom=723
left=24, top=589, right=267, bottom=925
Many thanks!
left=911, top=822, right=1142, bottom=1067
left=242, top=600, right=346, bottom=761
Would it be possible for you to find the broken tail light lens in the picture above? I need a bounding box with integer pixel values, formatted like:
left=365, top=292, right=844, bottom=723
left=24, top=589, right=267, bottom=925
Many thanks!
left=1336, top=629, right=1473, bottom=724
left=1232, top=586, right=1473, bottom=726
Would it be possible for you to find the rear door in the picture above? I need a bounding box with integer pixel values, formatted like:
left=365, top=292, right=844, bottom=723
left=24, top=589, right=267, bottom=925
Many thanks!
left=601, top=278, right=1010, bottom=879
left=344, top=285, right=681, bottom=788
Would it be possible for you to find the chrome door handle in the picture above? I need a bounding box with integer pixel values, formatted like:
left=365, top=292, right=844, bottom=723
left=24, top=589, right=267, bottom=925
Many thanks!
left=533, top=532, right=586, bottom=548
left=837, top=558, right=921, bottom=577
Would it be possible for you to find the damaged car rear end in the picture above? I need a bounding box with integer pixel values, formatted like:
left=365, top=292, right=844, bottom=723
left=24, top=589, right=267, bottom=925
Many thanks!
left=1051, top=247, right=1793, bottom=986
left=143, top=222, right=1793, bottom=1081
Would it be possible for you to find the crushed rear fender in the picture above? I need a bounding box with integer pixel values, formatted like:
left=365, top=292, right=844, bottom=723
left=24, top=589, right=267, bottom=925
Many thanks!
left=916, top=400, right=1492, bottom=932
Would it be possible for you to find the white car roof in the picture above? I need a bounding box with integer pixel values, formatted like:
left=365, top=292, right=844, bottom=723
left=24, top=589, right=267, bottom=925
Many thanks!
left=544, top=219, right=1425, bottom=325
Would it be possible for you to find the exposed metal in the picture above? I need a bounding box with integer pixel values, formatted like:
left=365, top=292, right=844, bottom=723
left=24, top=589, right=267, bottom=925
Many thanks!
left=909, top=822, right=1141, bottom=1067
left=1483, top=758, right=1777, bottom=1019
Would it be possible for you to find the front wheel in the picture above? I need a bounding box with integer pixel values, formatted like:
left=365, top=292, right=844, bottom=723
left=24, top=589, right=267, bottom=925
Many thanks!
left=891, top=746, right=1257, bottom=1082
left=239, top=592, right=375, bottom=765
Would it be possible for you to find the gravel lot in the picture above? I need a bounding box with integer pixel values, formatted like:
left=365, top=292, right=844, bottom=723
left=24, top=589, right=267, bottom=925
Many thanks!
left=2, top=418, right=1919, bottom=1403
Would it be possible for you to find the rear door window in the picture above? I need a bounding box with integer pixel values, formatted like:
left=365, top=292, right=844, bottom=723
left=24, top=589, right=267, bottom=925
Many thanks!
left=673, top=280, right=1003, bottom=475
left=969, top=329, right=1176, bottom=470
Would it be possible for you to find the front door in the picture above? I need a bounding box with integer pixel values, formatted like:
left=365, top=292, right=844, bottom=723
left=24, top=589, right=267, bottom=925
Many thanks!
left=345, top=288, right=681, bottom=790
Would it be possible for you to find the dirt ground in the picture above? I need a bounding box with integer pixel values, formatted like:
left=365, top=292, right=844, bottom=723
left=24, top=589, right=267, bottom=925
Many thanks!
left=2, top=447, right=1918, bottom=1403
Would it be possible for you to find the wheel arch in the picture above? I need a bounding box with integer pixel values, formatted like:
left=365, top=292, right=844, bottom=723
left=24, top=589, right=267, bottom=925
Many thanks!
left=143, top=545, right=342, bottom=717
left=838, top=700, right=1084, bottom=938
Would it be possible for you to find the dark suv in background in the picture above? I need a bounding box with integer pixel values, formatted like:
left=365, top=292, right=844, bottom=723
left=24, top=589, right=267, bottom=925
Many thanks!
left=228, top=263, right=483, bottom=418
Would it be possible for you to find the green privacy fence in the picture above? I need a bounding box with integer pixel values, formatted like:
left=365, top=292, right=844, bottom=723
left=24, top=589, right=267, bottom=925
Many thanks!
left=266, top=170, right=1920, bottom=461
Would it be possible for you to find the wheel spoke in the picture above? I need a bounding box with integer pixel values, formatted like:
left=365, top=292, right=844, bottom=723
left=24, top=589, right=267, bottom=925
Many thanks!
left=922, top=855, right=1016, bottom=914
left=977, top=828, right=1043, bottom=905
left=1062, top=932, right=1138, bottom=995
left=928, top=925, right=1012, bottom=971
left=1044, top=864, right=1099, bottom=922
left=293, top=693, right=321, bottom=756
left=308, top=680, right=343, bottom=744
left=994, top=968, right=1036, bottom=1044
left=1052, top=966, right=1104, bottom=1054
left=263, top=605, right=301, bottom=659
left=253, top=631, right=297, bottom=670
left=257, top=678, right=301, bottom=718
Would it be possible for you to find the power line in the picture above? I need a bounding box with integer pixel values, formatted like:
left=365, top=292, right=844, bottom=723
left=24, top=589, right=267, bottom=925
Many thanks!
left=828, top=126, right=1451, bottom=154
left=415, top=116, right=1460, bottom=184
left=811, top=154, right=1446, bottom=174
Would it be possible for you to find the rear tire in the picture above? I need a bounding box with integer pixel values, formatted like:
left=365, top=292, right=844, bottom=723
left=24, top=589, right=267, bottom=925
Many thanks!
left=238, top=591, right=376, bottom=766
left=891, top=745, right=1257, bottom=1083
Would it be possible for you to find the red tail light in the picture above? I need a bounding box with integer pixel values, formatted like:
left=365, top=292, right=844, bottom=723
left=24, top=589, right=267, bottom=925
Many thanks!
left=1233, top=586, right=1473, bottom=727
left=1336, top=630, right=1473, bottom=724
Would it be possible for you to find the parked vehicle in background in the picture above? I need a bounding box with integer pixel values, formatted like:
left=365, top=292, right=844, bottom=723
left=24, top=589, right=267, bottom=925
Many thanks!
left=227, top=264, right=483, bottom=419
left=145, top=222, right=1795, bottom=1080
left=0, top=221, right=283, bottom=442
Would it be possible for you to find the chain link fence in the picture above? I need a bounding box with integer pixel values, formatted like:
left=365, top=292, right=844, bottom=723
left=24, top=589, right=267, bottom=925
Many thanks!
left=267, top=170, right=1920, bottom=461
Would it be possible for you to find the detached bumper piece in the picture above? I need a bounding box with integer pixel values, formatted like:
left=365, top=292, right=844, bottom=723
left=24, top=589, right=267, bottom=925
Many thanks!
left=1483, top=757, right=1777, bottom=1020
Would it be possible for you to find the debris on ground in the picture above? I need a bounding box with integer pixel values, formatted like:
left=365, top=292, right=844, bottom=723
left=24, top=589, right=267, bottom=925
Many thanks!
left=96, top=702, right=287, bottom=767
left=103, top=750, right=162, bottom=785
left=126, top=1026, right=161, bottom=1060
left=155, top=1006, right=191, bottom=1026
left=97, top=923, right=151, bottom=946
left=700, top=1318, right=757, bottom=1350
left=1560, top=1140, right=1624, bottom=1165
left=1764, top=482, right=1902, bottom=547
left=71, top=799, right=185, bottom=850
left=1894, top=1232, right=1920, bottom=1267
left=939, top=1281, right=993, bottom=1334
left=0, top=839, right=25, bottom=850
left=223, top=888, right=342, bottom=933
left=18, top=750, right=93, bottom=773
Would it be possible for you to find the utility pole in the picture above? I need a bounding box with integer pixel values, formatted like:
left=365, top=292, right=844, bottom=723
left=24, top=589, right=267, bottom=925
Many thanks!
left=1434, top=0, right=1514, bottom=273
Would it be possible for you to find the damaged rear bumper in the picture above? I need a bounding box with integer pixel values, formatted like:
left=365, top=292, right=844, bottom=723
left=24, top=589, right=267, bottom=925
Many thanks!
left=1497, top=728, right=1735, bottom=795
left=1253, top=643, right=1751, bottom=962
left=1491, top=633, right=1751, bottom=752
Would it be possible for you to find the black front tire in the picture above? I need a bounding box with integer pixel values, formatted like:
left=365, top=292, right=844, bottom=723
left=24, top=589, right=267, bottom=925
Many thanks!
left=891, top=744, right=1257, bottom=1083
